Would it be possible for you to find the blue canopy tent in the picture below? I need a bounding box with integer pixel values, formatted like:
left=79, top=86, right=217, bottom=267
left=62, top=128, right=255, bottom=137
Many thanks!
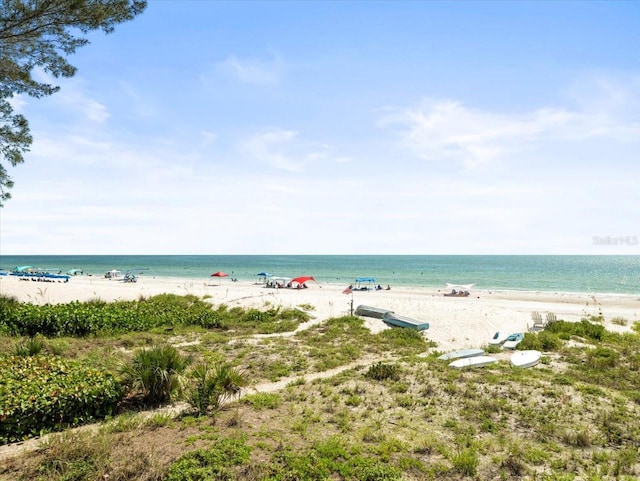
left=354, top=277, right=376, bottom=291
left=256, top=272, right=272, bottom=284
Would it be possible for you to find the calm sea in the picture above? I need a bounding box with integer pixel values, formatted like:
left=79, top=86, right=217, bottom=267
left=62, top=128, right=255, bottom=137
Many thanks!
left=1, top=255, right=638, bottom=295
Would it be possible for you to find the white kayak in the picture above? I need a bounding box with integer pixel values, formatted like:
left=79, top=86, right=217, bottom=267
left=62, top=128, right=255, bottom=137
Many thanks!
left=449, top=355, right=498, bottom=369
left=510, top=350, right=542, bottom=368
left=438, top=348, right=485, bottom=361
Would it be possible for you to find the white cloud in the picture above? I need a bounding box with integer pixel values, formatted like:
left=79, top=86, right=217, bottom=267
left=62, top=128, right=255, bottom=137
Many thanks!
left=200, top=131, right=217, bottom=145
left=242, top=128, right=302, bottom=172
left=382, top=77, right=640, bottom=170
left=216, top=52, right=285, bottom=85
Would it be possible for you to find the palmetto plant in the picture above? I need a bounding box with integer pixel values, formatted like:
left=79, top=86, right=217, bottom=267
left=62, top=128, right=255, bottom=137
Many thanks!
left=186, top=362, right=246, bottom=415
left=122, top=345, right=190, bottom=405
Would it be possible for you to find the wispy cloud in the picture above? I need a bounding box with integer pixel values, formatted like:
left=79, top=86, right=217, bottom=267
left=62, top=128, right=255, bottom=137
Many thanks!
left=216, top=52, right=285, bottom=85
left=382, top=76, right=640, bottom=169
left=243, top=128, right=301, bottom=172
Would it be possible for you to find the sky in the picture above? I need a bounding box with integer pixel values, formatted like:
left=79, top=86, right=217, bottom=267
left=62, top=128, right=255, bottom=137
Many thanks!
left=1, top=0, right=639, bottom=255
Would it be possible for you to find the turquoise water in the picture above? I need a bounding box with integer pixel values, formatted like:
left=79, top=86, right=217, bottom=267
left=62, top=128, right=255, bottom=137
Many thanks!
left=0, top=255, right=638, bottom=295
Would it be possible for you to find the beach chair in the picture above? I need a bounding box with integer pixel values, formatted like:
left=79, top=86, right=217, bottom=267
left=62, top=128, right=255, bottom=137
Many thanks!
left=546, top=312, right=557, bottom=325
left=530, top=311, right=546, bottom=331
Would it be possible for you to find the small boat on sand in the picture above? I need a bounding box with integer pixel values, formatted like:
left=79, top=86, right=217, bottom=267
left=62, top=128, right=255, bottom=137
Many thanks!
left=510, top=350, right=541, bottom=368
left=449, top=355, right=498, bottom=369
left=488, top=331, right=508, bottom=346
left=355, top=305, right=394, bottom=319
left=502, top=333, right=524, bottom=350
left=438, top=348, right=485, bottom=361
left=382, top=312, right=429, bottom=331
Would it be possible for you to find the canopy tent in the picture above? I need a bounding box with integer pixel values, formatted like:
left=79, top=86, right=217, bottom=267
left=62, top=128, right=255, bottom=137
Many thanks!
left=105, top=269, right=121, bottom=279
left=291, top=276, right=315, bottom=287
left=256, top=272, right=272, bottom=285
left=445, top=283, right=475, bottom=291
left=12, top=266, right=33, bottom=273
left=209, top=271, right=230, bottom=285
left=265, top=276, right=291, bottom=288
left=354, top=277, right=376, bottom=291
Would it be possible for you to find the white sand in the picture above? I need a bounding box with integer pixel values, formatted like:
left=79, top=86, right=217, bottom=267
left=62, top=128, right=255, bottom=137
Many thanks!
left=1, top=274, right=639, bottom=351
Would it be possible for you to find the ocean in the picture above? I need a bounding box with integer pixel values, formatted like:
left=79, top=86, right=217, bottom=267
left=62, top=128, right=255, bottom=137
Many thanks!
left=0, top=255, right=638, bottom=295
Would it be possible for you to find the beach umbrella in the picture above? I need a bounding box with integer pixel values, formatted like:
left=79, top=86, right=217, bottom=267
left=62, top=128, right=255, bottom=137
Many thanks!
left=211, top=271, right=229, bottom=278
left=256, top=272, right=271, bottom=277
left=291, top=276, right=315, bottom=287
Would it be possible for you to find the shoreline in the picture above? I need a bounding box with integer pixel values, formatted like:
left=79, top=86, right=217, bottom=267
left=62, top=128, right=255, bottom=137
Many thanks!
left=1, top=274, right=638, bottom=351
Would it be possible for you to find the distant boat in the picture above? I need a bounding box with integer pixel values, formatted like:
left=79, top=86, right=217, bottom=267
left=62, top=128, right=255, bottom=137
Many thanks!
left=382, top=312, right=429, bottom=331
left=510, top=350, right=541, bottom=368
left=438, top=348, right=485, bottom=361
left=449, top=355, right=498, bottom=369
left=355, top=305, right=394, bottom=319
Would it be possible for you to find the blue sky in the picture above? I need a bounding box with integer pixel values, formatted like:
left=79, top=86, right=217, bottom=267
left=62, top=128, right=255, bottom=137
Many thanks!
left=2, top=0, right=639, bottom=255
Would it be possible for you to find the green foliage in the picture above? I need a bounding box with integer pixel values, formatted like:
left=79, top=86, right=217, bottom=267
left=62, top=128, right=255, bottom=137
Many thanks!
left=238, top=306, right=310, bottom=333
left=0, top=0, right=147, bottom=205
left=185, top=362, right=246, bottom=415
left=519, top=331, right=563, bottom=351
left=365, top=362, right=402, bottom=381
left=451, top=447, right=480, bottom=476
left=0, top=295, right=313, bottom=338
left=120, top=344, right=190, bottom=405
left=264, top=442, right=402, bottom=481
left=11, top=335, right=44, bottom=356
left=547, top=319, right=606, bottom=342
left=586, top=347, right=619, bottom=369
left=0, top=295, right=224, bottom=337
left=0, top=355, right=123, bottom=444
left=165, top=436, right=251, bottom=481
left=243, top=392, right=282, bottom=410
left=378, top=326, right=429, bottom=352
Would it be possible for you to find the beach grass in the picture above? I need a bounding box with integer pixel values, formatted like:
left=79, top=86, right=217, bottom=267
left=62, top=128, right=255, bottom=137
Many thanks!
left=1, top=295, right=640, bottom=480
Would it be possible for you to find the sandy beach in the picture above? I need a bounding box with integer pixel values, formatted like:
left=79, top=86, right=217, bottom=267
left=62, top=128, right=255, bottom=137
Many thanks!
left=1, top=274, right=638, bottom=351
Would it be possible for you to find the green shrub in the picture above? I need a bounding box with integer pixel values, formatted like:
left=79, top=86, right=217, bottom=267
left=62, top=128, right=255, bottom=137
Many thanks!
left=242, top=392, right=282, bottom=410
left=0, top=295, right=225, bottom=337
left=185, top=362, right=246, bottom=415
left=451, top=447, right=479, bottom=476
left=0, top=355, right=123, bottom=444
left=165, top=436, right=251, bottom=481
left=121, top=345, right=190, bottom=405
left=11, top=335, right=45, bottom=356
left=547, top=319, right=605, bottom=342
left=365, top=362, right=401, bottom=381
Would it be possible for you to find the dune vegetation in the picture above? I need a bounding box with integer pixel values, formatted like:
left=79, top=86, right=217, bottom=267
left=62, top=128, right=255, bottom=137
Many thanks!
left=1, top=293, right=639, bottom=480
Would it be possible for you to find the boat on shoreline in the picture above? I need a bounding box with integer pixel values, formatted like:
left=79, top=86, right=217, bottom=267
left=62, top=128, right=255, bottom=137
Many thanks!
left=438, top=348, right=485, bottom=361
left=355, top=305, right=394, bottom=319
left=510, top=350, right=542, bottom=368
left=449, top=355, right=498, bottom=369
left=382, top=312, right=429, bottom=331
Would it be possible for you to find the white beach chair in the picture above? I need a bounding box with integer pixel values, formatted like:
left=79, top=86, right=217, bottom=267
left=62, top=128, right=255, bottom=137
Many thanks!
left=530, top=311, right=546, bottom=331
left=546, top=312, right=557, bottom=325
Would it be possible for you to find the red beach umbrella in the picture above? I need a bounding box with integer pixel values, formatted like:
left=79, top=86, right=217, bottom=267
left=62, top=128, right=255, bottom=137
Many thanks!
left=291, top=276, right=315, bottom=286
left=211, top=271, right=229, bottom=278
